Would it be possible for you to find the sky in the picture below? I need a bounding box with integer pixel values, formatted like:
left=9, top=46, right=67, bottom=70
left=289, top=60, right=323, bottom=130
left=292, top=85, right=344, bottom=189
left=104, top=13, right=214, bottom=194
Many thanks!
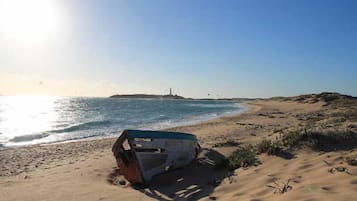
left=0, top=0, right=356, bottom=98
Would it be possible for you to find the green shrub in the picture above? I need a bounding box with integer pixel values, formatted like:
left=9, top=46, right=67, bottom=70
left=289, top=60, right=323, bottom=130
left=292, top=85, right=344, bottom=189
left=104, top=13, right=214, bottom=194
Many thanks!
left=267, top=141, right=284, bottom=156
left=227, top=145, right=258, bottom=170
left=280, top=130, right=305, bottom=148
left=331, top=111, right=357, bottom=122
left=256, top=139, right=272, bottom=154
left=256, top=139, right=285, bottom=156
left=280, top=129, right=357, bottom=151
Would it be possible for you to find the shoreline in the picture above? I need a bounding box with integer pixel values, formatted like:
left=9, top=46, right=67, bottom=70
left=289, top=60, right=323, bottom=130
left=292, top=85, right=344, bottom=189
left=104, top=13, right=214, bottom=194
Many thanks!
left=0, top=102, right=254, bottom=177
left=0, top=101, right=256, bottom=178
left=1, top=97, right=356, bottom=201
left=1, top=100, right=249, bottom=148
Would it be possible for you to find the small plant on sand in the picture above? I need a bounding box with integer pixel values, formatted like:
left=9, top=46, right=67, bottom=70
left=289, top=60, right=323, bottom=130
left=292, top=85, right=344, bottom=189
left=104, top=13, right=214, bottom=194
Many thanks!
left=280, top=129, right=307, bottom=148
left=266, top=141, right=284, bottom=156
left=256, top=139, right=272, bottom=154
left=256, top=139, right=285, bottom=156
left=213, top=139, right=240, bottom=148
left=266, top=179, right=293, bottom=194
left=227, top=145, right=258, bottom=170
left=345, top=156, right=357, bottom=166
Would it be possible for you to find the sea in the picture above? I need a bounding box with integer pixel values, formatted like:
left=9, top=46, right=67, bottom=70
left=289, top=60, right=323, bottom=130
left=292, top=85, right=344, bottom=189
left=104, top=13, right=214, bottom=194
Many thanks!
left=0, top=96, right=247, bottom=147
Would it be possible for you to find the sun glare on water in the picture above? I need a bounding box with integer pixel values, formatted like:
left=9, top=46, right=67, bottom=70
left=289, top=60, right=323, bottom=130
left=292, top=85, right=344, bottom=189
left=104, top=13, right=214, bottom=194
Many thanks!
left=0, top=0, right=63, bottom=44
left=0, top=96, right=60, bottom=146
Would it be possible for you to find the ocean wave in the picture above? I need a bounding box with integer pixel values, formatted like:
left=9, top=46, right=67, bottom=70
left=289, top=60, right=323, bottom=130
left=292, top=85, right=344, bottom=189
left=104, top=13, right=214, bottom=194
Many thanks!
left=9, top=120, right=113, bottom=143
left=187, top=103, right=240, bottom=108
left=62, top=132, right=109, bottom=141
left=10, top=133, right=50, bottom=142
left=1, top=97, right=247, bottom=146
left=51, top=120, right=112, bottom=133
left=140, top=109, right=242, bottom=131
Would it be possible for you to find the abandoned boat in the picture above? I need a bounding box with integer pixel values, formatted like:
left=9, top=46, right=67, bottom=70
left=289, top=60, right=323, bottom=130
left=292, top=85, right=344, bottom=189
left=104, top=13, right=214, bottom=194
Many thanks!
left=112, top=129, right=200, bottom=185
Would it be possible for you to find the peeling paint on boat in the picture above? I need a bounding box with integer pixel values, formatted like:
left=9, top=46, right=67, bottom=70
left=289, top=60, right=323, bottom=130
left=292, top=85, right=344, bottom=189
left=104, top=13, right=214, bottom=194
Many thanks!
left=112, top=130, right=200, bottom=185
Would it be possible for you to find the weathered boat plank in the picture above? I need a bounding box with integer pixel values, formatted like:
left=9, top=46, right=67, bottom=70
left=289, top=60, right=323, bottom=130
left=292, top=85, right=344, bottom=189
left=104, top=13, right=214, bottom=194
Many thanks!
left=112, top=130, right=200, bottom=185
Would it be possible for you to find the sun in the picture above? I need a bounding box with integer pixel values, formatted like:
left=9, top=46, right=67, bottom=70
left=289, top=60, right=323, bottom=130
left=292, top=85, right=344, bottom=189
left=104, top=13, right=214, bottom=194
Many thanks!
left=0, top=0, right=62, bottom=44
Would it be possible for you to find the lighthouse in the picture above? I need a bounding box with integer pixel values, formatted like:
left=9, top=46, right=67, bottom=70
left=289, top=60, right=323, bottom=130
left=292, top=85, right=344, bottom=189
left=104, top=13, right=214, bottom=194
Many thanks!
left=169, top=88, right=172, bottom=96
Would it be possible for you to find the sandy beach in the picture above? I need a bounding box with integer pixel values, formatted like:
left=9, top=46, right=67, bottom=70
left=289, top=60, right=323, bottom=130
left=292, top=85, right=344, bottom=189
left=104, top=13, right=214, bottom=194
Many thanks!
left=1, top=94, right=356, bottom=201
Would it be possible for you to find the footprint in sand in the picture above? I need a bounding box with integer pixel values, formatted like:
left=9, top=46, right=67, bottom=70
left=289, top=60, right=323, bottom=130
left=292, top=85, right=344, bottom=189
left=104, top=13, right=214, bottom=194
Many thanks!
left=250, top=199, right=263, bottom=201
left=321, top=186, right=336, bottom=193
left=265, top=177, right=279, bottom=183
left=350, top=179, right=357, bottom=185
left=255, top=188, right=271, bottom=196
left=233, top=192, right=244, bottom=197
left=298, top=163, right=313, bottom=170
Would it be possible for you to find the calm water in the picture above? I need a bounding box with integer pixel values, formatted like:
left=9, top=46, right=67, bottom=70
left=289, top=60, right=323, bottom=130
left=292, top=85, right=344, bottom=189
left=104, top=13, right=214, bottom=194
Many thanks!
left=0, top=96, right=246, bottom=147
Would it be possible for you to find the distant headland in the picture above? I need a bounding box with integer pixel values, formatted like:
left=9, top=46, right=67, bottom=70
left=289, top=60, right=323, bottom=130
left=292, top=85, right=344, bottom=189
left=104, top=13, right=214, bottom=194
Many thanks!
left=109, top=94, right=185, bottom=99
left=110, top=88, right=186, bottom=99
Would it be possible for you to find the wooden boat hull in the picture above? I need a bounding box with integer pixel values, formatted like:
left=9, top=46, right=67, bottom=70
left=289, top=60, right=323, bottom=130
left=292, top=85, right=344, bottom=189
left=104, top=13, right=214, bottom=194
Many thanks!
left=112, top=130, right=200, bottom=185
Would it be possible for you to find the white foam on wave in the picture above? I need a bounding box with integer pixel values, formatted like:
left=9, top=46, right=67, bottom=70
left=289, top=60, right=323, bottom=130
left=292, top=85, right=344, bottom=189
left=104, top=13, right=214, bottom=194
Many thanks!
left=139, top=102, right=248, bottom=131
left=2, top=101, right=248, bottom=147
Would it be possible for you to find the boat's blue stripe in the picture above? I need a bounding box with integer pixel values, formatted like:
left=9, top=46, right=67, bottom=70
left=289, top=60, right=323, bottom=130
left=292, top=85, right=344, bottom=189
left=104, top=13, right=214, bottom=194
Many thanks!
left=126, top=130, right=197, bottom=141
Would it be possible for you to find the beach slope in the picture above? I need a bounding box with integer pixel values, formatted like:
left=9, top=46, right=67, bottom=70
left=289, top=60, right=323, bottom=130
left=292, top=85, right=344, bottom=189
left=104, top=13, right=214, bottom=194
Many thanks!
left=1, top=93, right=356, bottom=201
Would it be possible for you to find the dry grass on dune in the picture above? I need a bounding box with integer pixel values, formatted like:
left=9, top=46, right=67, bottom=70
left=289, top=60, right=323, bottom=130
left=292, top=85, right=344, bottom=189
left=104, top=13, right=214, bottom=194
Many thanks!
left=206, top=93, right=357, bottom=200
